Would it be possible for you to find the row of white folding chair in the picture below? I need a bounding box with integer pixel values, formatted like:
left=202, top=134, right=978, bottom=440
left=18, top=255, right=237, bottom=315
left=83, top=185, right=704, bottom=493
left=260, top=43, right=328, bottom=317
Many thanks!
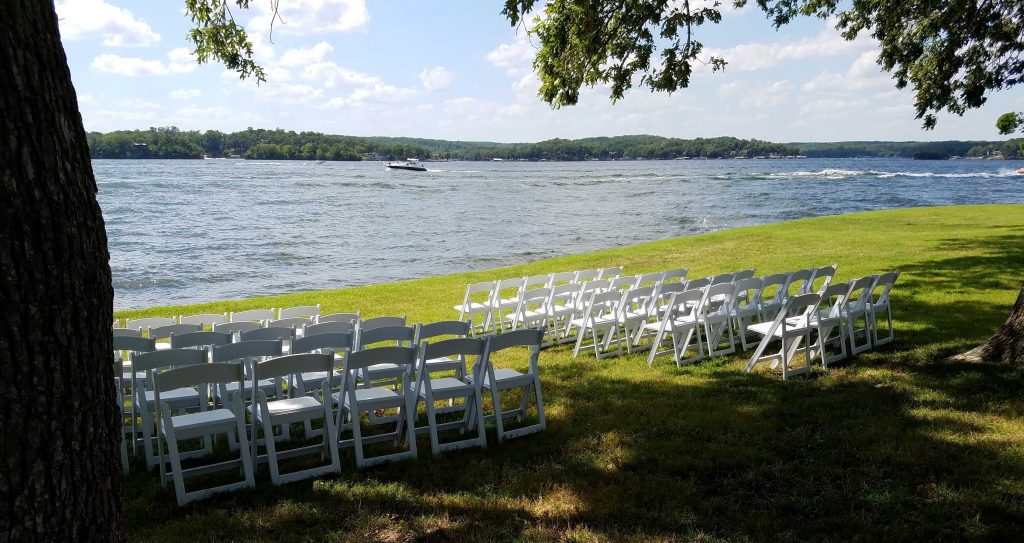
left=140, top=328, right=545, bottom=505
left=744, top=270, right=899, bottom=379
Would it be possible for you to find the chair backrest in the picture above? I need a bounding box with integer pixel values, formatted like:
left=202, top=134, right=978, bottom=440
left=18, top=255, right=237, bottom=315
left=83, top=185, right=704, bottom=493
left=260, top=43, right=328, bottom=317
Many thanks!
left=239, top=326, right=295, bottom=342
left=733, top=268, right=755, bottom=281
left=493, top=278, right=523, bottom=302
left=520, top=274, right=549, bottom=294
left=809, top=264, right=838, bottom=293
left=132, top=348, right=208, bottom=373
left=580, top=290, right=622, bottom=322
left=113, top=335, right=156, bottom=354
left=155, top=362, right=244, bottom=396
left=761, top=292, right=820, bottom=336
left=268, top=317, right=312, bottom=330
left=488, top=328, right=544, bottom=353
left=356, top=325, right=416, bottom=350
left=661, top=268, right=688, bottom=284
left=546, top=272, right=576, bottom=288
left=213, top=321, right=263, bottom=336
left=733, top=277, right=764, bottom=312
left=212, top=339, right=283, bottom=362
left=634, top=272, right=664, bottom=288
left=291, top=332, right=353, bottom=355
left=518, top=287, right=550, bottom=310
left=685, top=276, right=711, bottom=290
left=178, top=313, right=228, bottom=327
left=709, top=273, right=735, bottom=286
left=149, top=323, right=203, bottom=342
left=666, top=289, right=705, bottom=320
left=170, top=331, right=233, bottom=349
left=318, top=312, right=360, bottom=324
left=704, top=282, right=737, bottom=316
left=359, top=316, right=407, bottom=331
left=609, top=276, right=637, bottom=291
left=420, top=337, right=487, bottom=364
left=598, top=266, right=624, bottom=280
left=620, top=286, right=655, bottom=317
left=230, top=308, right=275, bottom=323
left=573, top=268, right=600, bottom=283
left=125, top=316, right=176, bottom=334
left=870, top=271, right=900, bottom=305
left=844, top=275, right=878, bottom=312
left=784, top=269, right=812, bottom=297
left=256, top=353, right=334, bottom=381
left=304, top=320, right=354, bottom=336
left=344, top=346, right=418, bottom=372
left=547, top=283, right=579, bottom=308
left=279, top=304, right=320, bottom=320
left=460, top=281, right=495, bottom=307
left=818, top=282, right=850, bottom=319
left=759, top=273, right=790, bottom=304
left=112, top=327, right=141, bottom=337
left=417, top=320, right=470, bottom=343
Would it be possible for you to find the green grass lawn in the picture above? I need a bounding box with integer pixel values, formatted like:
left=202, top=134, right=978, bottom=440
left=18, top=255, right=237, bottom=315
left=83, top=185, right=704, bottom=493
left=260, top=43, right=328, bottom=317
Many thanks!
left=122, top=204, right=1024, bottom=542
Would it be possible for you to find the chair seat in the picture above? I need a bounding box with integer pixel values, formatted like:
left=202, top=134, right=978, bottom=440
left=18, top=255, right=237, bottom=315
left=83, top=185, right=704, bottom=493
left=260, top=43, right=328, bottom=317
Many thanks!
left=362, top=362, right=405, bottom=380
left=122, top=371, right=147, bottom=381
left=249, top=396, right=323, bottom=421
left=143, top=387, right=199, bottom=406
left=748, top=317, right=812, bottom=337
left=419, top=377, right=471, bottom=397
left=220, top=379, right=276, bottom=393
left=301, top=370, right=341, bottom=384
left=425, top=357, right=463, bottom=372
left=333, top=387, right=404, bottom=411
left=642, top=316, right=698, bottom=332
left=453, top=302, right=489, bottom=312
left=162, top=408, right=235, bottom=433
left=474, top=368, right=533, bottom=389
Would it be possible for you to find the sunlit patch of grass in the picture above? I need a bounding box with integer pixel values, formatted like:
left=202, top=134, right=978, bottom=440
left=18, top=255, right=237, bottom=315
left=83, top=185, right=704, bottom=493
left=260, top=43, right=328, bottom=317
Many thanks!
left=122, top=205, right=1024, bottom=541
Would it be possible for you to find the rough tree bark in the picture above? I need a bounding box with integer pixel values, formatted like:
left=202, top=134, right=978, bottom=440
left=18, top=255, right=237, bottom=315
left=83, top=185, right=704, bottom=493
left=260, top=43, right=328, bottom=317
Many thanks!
left=1, top=1, right=120, bottom=541
left=954, top=284, right=1024, bottom=365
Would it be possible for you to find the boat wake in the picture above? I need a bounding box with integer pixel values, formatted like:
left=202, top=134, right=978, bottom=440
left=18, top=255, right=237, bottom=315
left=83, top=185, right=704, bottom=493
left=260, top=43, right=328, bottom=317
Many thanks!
left=768, top=169, right=1020, bottom=180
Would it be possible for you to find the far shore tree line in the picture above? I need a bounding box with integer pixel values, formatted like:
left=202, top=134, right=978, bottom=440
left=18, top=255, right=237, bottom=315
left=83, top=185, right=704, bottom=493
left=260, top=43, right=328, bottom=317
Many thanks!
left=86, top=127, right=1024, bottom=161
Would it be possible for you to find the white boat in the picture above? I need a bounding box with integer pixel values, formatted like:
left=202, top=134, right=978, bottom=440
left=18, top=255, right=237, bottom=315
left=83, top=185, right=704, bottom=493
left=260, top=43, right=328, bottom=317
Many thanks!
left=386, top=158, right=427, bottom=172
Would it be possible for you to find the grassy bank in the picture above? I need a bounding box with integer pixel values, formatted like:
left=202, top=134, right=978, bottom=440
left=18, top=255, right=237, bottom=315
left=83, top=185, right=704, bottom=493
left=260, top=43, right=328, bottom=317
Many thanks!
left=124, top=204, right=1024, bottom=542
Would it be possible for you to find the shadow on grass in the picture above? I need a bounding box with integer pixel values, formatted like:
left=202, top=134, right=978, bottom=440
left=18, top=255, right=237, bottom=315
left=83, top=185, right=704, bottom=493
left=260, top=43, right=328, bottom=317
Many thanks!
left=125, top=351, right=1024, bottom=542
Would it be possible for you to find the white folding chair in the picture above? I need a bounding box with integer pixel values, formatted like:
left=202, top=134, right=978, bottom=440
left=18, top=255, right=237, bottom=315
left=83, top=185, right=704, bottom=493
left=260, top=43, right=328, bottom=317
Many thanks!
left=240, top=326, right=296, bottom=354
left=213, top=321, right=261, bottom=341
left=279, top=304, right=320, bottom=320
left=414, top=338, right=488, bottom=454
left=354, top=324, right=417, bottom=391
left=614, top=286, right=656, bottom=354
left=783, top=269, right=813, bottom=297
left=570, top=290, right=624, bottom=359
left=843, top=276, right=877, bottom=355
left=609, top=276, right=638, bottom=292
left=490, top=278, right=525, bottom=333
left=868, top=271, right=900, bottom=346
left=250, top=353, right=341, bottom=484
left=131, top=349, right=206, bottom=469
left=546, top=271, right=576, bottom=288
left=633, top=271, right=665, bottom=289
left=745, top=292, right=821, bottom=379
left=699, top=282, right=738, bottom=357
left=113, top=335, right=155, bottom=467
left=573, top=268, right=601, bottom=283
left=170, top=330, right=232, bottom=350
left=709, top=272, right=735, bottom=286
left=543, top=283, right=580, bottom=345
left=733, top=268, right=756, bottom=281
left=731, top=277, right=765, bottom=351
left=505, top=287, right=550, bottom=333
left=639, top=289, right=706, bottom=366
left=230, top=308, right=276, bottom=324
left=268, top=317, right=313, bottom=337
left=178, top=313, right=228, bottom=330
left=471, top=329, right=545, bottom=442
left=453, top=281, right=496, bottom=335
left=415, top=320, right=471, bottom=378
left=358, top=315, right=407, bottom=333
left=211, top=340, right=285, bottom=414
left=661, top=268, right=688, bottom=285
left=813, top=282, right=849, bottom=368
left=125, top=316, right=177, bottom=338
left=291, top=332, right=354, bottom=400
left=685, top=276, right=711, bottom=291
left=571, top=279, right=610, bottom=312
left=335, top=346, right=419, bottom=467
left=154, top=362, right=255, bottom=505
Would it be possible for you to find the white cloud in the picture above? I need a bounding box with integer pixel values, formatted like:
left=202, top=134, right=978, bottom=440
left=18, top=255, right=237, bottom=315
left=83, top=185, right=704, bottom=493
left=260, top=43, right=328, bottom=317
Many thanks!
left=248, top=0, right=370, bottom=36
left=169, top=88, right=202, bottom=100
left=419, top=66, right=453, bottom=91
left=719, top=79, right=795, bottom=109
left=707, top=25, right=874, bottom=72
left=91, top=48, right=196, bottom=76
left=486, top=37, right=536, bottom=76
left=278, top=41, right=334, bottom=66
left=56, top=0, right=160, bottom=46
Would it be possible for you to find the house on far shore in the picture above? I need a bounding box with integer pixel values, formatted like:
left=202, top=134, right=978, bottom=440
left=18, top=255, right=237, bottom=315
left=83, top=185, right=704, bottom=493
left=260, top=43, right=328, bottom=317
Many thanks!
left=127, top=142, right=150, bottom=159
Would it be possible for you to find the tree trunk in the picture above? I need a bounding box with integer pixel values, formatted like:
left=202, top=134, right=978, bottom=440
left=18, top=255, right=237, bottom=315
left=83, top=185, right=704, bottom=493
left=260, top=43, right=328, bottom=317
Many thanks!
left=0, top=1, right=119, bottom=541
left=954, top=283, right=1024, bottom=365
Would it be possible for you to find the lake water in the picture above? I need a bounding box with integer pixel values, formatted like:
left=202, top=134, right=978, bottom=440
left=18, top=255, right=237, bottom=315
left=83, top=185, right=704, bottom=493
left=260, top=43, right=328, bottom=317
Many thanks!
left=96, top=158, right=1024, bottom=310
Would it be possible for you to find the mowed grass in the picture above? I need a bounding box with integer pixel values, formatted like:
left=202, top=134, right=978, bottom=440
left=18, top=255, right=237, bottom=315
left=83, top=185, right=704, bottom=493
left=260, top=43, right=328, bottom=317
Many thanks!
left=121, top=204, right=1024, bottom=542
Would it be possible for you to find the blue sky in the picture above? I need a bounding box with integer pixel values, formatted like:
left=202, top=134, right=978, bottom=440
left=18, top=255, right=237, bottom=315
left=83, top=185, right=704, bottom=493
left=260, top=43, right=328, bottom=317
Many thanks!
left=57, top=0, right=1023, bottom=142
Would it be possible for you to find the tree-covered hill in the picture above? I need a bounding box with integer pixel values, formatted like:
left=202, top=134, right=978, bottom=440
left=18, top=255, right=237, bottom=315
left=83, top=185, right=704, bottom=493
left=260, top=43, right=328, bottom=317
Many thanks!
left=789, top=140, right=1024, bottom=159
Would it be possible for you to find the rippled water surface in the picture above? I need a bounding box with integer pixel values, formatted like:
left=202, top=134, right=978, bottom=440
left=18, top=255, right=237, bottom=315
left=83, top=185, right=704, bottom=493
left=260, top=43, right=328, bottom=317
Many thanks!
left=96, top=158, right=1024, bottom=309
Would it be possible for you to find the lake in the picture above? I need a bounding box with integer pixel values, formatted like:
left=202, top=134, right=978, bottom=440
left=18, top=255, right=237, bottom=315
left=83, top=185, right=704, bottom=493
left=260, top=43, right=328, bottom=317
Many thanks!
left=96, top=157, right=1024, bottom=310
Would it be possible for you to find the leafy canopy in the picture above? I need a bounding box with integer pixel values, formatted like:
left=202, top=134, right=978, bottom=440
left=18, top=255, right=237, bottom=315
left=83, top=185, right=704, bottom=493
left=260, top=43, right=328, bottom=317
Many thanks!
left=185, top=1, right=1023, bottom=129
